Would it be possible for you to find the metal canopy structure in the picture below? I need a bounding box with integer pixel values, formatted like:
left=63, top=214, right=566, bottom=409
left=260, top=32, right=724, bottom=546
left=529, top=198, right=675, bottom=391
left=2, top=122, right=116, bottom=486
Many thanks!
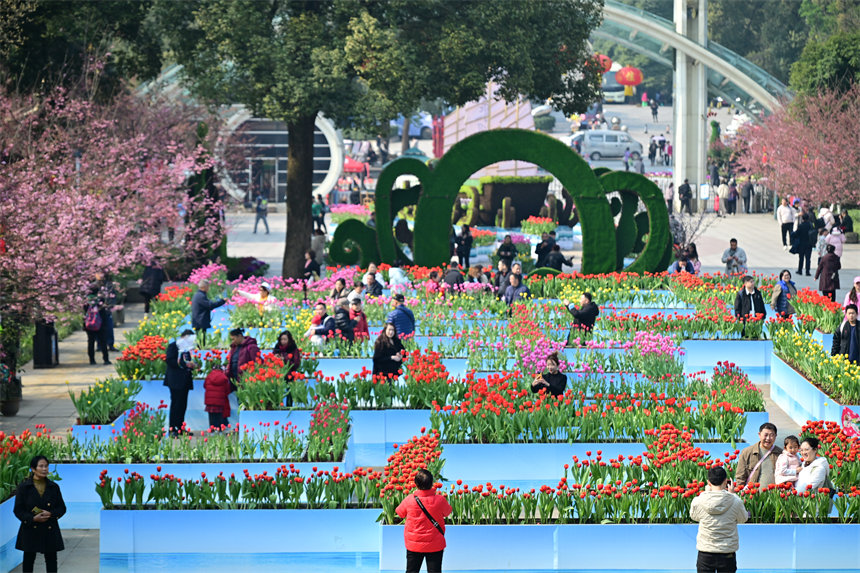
left=597, top=0, right=792, bottom=205
left=600, top=0, right=790, bottom=114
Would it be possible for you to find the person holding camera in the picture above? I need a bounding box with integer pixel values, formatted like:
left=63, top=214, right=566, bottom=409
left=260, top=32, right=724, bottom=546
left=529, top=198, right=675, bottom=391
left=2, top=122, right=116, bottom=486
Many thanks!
left=690, top=465, right=749, bottom=573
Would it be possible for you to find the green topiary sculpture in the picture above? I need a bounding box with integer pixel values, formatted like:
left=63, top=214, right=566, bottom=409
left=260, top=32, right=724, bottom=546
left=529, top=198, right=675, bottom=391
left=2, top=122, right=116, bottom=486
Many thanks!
left=329, top=128, right=670, bottom=274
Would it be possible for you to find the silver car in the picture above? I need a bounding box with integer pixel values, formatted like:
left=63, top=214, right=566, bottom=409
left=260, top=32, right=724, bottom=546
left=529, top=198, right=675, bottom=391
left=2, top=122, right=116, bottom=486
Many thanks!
left=581, top=130, right=643, bottom=161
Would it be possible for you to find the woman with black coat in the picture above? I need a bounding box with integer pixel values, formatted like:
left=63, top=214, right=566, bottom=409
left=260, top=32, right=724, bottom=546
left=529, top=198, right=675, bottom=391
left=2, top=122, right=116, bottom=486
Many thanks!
left=530, top=352, right=568, bottom=398
left=273, top=330, right=302, bottom=374
left=15, top=456, right=66, bottom=572
left=303, top=250, right=321, bottom=281
left=372, top=322, right=405, bottom=379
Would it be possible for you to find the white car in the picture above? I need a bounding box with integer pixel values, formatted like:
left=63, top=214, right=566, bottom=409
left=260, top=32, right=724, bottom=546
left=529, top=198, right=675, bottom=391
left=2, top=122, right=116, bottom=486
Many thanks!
left=580, top=129, right=643, bottom=161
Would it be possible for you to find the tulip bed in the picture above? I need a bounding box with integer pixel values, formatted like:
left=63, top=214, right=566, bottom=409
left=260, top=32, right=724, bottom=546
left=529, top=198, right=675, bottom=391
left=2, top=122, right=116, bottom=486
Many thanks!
left=10, top=262, right=860, bottom=572
left=772, top=329, right=860, bottom=404
left=89, top=425, right=860, bottom=524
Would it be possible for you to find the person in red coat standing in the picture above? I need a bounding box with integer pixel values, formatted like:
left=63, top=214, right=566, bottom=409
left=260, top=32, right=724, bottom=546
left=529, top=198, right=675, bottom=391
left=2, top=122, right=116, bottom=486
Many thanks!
left=395, top=469, right=452, bottom=573
left=203, top=368, right=231, bottom=430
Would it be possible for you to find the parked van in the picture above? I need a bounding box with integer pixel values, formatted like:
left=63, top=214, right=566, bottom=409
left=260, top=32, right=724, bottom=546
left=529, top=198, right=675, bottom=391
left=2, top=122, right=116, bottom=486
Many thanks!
left=581, top=130, right=643, bottom=161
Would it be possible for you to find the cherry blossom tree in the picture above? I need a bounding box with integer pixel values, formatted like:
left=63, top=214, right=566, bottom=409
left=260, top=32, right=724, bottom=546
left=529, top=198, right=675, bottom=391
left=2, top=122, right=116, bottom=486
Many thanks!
left=0, top=87, right=222, bottom=375
left=734, top=85, right=860, bottom=206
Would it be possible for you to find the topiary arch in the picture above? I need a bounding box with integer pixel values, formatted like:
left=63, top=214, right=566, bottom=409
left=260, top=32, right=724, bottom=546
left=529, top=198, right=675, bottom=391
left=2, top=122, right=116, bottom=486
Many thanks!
left=330, top=128, right=670, bottom=274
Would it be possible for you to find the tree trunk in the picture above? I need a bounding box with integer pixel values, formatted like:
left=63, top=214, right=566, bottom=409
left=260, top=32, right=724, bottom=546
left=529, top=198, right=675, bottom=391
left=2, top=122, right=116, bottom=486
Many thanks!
left=282, top=113, right=317, bottom=279
left=401, top=116, right=411, bottom=154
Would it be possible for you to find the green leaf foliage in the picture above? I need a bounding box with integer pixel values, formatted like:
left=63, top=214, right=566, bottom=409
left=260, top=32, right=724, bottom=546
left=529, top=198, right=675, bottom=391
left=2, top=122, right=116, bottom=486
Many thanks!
left=790, top=30, right=860, bottom=94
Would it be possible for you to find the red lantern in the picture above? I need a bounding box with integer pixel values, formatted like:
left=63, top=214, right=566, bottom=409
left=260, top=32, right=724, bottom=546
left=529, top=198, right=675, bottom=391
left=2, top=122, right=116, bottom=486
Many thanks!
left=595, top=54, right=612, bottom=74
left=615, top=66, right=643, bottom=87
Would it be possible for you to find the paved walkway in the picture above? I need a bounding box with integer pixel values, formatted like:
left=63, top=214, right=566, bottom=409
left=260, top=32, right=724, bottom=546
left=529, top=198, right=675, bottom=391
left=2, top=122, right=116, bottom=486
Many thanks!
left=694, top=213, right=858, bottom=299
left=9, top=530, right=97, bottom=573
left=0, top=306, right=146, bottom=436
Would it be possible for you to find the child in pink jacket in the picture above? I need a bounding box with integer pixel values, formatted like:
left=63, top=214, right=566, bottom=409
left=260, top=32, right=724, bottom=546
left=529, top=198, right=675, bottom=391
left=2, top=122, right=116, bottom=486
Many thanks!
left=775, top=435, right=801, bottom=486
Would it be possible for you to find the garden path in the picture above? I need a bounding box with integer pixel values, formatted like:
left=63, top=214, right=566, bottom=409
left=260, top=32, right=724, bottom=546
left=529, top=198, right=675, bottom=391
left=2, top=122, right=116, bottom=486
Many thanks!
left=0, top=306, right=145, bottom=436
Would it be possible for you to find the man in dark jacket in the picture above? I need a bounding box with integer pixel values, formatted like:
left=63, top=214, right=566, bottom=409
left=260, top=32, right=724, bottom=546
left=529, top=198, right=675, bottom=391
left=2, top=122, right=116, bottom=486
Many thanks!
left=443, top=262, right=464, bottom=292
left=364, top=272, right=383, bottom=298
left=709, top=163, right=720, bottom=188
left=534, top=232, right=554, bottom=267
left=544, top=244, right=572, bottom=271
left=741, top=180, right=754, bottom=213
left=191, top=280, right=226, bottom=346
left=566, top=292, right=599, bottom=343
left=733, top=276, right=766, bottom=336
left=496, top=235, right=518, bottom=267
left=839, top=210, right=854, bottom=233
left=791, top=213, right=814, bottom=276
left=164, top=329, right=198, bottom=436
left=494, top=260, right=511, bottom=299
left=386, top=293, right=416, bottom=337
left=455, top=224, right=473, bottom=269
left=139, top=262, right=166, bottom=314
left=503, top=273, right=530, bottom=307
left=678, top=179, right=693, bottom=215
left=306, top=302, right=336, bottom=345
left=832, top=305, right=859, bottom=364
left=333, top=298, right=357, bottom=342
left=226, top=328, right=261, bottom=387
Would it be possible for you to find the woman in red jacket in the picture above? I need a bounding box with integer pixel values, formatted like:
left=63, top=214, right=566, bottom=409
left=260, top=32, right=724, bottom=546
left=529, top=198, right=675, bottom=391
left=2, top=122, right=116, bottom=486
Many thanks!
left=203, top=368, right=231, bottom=430
left=395, top=469, right=452, bottom=573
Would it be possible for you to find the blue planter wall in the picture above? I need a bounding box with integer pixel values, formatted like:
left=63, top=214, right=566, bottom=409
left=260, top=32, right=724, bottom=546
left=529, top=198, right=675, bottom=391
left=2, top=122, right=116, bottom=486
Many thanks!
left=379, top=523, right=860, bottom=572
left=0, top=498, right=22, bottom=573
left=70, top=411, right=129, bottom=443
left=811, top=329, right=834, bottom=351
left=100, top=509, right=380, bottom=572
left=770, top=355, right=860, bottom=427
left=682, top=340, right=772, bottom=371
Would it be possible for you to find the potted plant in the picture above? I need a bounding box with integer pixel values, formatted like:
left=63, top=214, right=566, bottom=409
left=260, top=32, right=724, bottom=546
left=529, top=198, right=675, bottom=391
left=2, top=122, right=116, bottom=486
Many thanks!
left=0, top=362, right=22, bottom=416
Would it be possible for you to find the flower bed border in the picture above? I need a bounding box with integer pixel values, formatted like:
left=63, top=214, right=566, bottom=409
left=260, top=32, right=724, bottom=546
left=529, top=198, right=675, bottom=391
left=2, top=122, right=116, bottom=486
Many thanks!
left=770, top=354, right=860, bottom=426
left=70, top=410, right=129, bottom=443
left=378, top=523, right=860, bottom=571
left=100, top=509, right=380, bottom=555
left=96, top=508, right=860, bottom=572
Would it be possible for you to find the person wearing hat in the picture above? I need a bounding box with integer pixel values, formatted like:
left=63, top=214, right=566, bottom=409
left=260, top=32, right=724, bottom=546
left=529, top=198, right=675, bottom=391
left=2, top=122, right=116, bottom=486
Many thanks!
left=350, top=298, right=369, bottom=340
left=386, top=293, right=416, bottom=338
left=333, top=298, right=357, bottom=342
left=826, top=226, right=846, bottom=258
left=843, top=276, right=860, bottom=314
left=235, top=281, right=277, bottom=309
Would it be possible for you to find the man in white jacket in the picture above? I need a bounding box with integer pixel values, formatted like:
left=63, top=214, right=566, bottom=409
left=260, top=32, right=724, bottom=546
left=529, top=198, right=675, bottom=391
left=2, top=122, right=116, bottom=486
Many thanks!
left=690, top=466, right=749, bottom=573
left=776, top=198, right=796, bottom=250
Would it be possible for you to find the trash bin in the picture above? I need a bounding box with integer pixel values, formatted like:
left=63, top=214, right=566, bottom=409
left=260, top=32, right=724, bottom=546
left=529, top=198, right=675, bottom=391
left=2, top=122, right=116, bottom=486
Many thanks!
left=33, top=321, right=58, bottom=368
